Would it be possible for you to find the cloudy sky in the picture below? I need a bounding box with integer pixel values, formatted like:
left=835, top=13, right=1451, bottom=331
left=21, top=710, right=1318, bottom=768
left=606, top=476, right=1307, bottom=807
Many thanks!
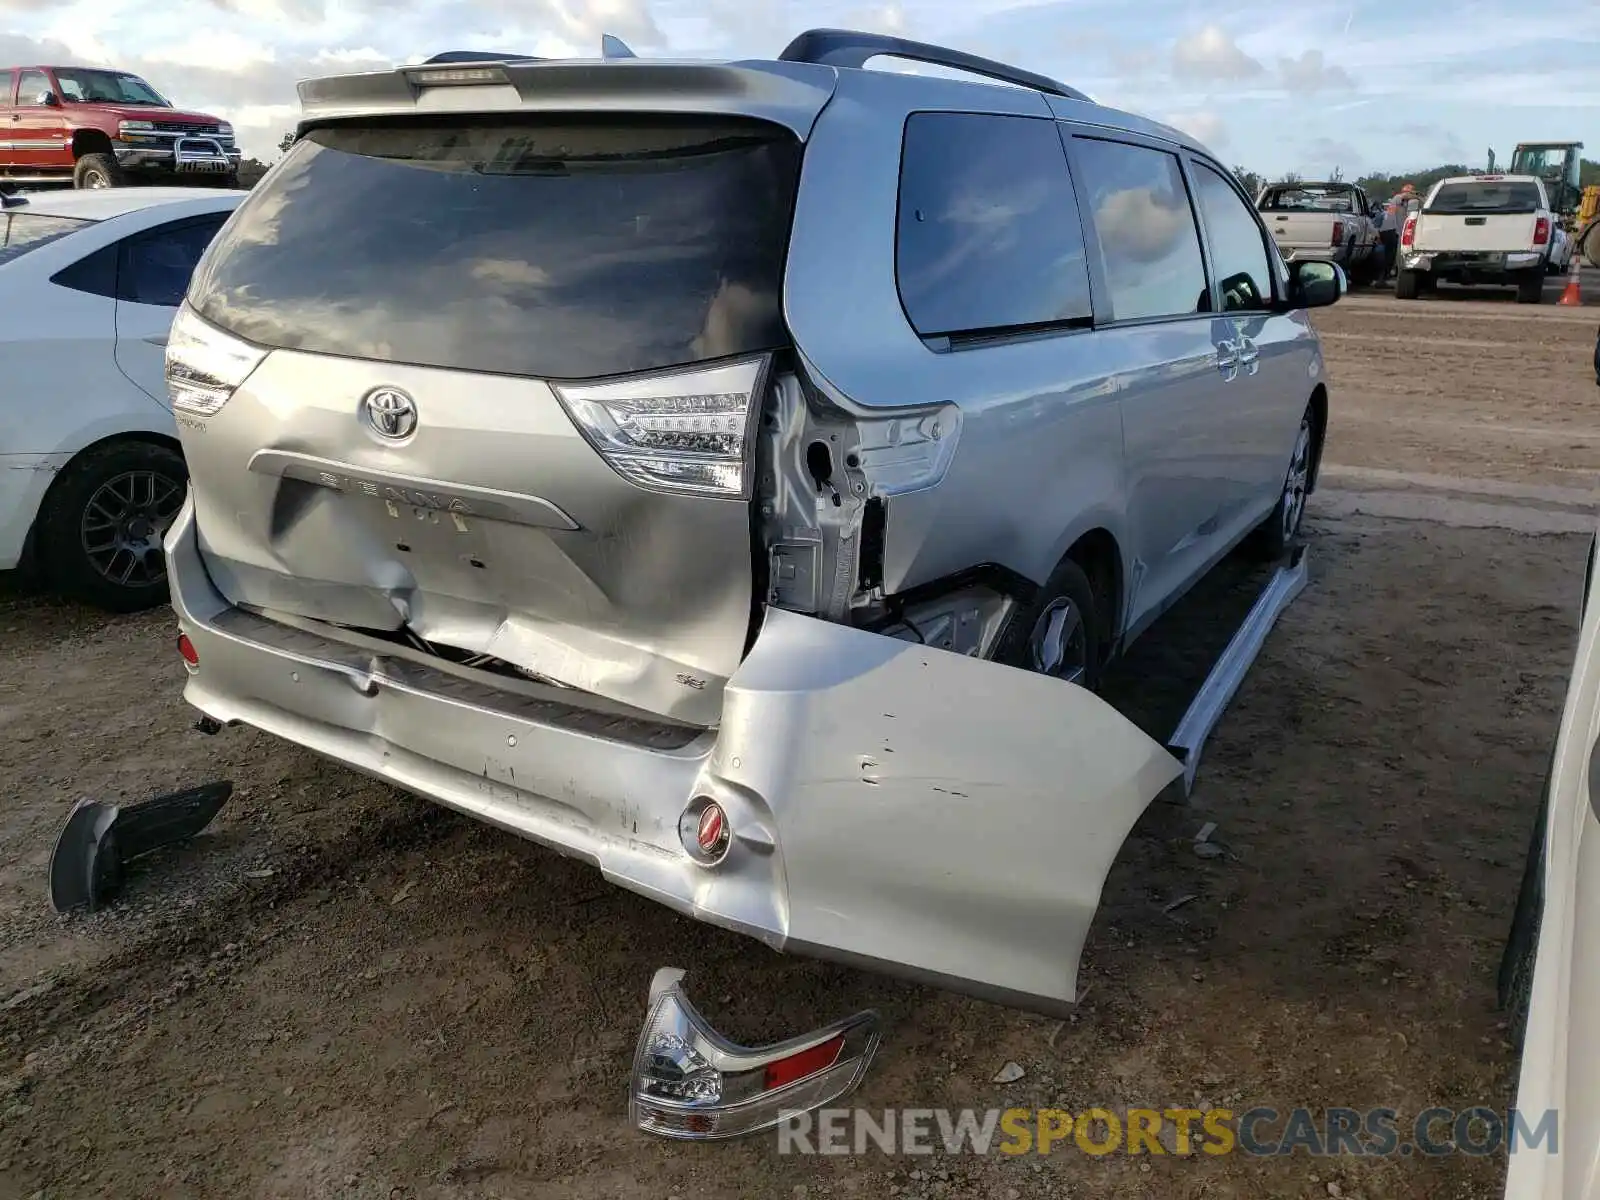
left=3, top=0, right=1597, bottom=174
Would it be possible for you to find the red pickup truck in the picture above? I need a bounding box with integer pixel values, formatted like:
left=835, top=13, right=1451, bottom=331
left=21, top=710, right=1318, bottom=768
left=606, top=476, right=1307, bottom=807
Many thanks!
left=2, top=65, right=240, bottom=188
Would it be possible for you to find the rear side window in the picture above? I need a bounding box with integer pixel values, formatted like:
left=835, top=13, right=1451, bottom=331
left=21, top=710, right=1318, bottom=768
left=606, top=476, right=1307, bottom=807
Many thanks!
left=120, top=215, right=229, bottom=307
left=0, top=213, right=92, bottom=266
left=1191, top=162, right=1273, bottom=312
left=895, top=112, right=1091, bottom=338
left=1071, top=138, right=1208, bottom=323
left=188, top=116, right=803, bottom=381
left=1427, top=181, right=1543, bottom=215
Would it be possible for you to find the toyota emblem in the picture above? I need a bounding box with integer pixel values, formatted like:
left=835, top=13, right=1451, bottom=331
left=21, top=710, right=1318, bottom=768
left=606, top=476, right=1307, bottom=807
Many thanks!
left=363, top=387, right=418, bottom=440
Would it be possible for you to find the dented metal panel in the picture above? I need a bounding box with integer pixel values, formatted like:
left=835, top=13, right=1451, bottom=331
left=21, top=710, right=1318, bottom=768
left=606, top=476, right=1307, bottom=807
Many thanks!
left=709, top=608, right=1184, bottom=1011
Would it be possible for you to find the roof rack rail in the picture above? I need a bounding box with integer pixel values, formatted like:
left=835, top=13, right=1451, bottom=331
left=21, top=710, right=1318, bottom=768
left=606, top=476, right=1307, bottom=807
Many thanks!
left=423, top=50, right=541, bottom=64
left=778, top=28, right=1089, bottom=102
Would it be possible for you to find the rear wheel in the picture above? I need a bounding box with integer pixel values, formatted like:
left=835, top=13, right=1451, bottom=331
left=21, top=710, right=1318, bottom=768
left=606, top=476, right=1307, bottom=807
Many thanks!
left=1395, top=270, right=1421, bottom=300
left=1517, top=270, right=1545, bottom=304
left=73, top=153, right=126, bottom=189
left=995, top=559, right=1103, bottom=692
left=38, top=441, right=188, bottom=612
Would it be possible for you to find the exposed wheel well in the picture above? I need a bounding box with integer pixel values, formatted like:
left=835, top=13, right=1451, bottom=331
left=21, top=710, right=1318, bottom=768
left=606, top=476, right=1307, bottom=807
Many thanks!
left=1064, top=527, right=1122, bottom=663
left=24, top=432, right=186, bottom=569
left=1306, top=384, right=1329, bottom=492
left=71, top=129, right=115, bottom=160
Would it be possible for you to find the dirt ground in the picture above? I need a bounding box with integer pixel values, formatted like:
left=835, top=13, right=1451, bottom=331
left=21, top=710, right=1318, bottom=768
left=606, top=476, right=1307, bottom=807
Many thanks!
left=1, top=279, right=1597, bottom=1200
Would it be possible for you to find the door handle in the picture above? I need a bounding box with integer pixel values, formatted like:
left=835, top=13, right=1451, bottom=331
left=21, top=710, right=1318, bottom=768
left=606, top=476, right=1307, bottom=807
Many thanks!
left=1215, top=340, right=1240, bottom=379
left=1236, top=336, right=1260, bottom=376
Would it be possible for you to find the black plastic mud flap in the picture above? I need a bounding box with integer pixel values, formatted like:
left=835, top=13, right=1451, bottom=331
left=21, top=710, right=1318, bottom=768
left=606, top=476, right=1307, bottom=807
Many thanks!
left=48, top=782, right=233, bottom=914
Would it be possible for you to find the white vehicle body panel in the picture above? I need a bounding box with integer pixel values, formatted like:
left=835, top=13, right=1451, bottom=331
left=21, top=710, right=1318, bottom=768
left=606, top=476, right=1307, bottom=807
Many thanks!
left=0, top=188, right=243, bottom=569
left=1411, top=175, right=1553, bottom=255
left=1506, top=533, right=1600, bottom=1200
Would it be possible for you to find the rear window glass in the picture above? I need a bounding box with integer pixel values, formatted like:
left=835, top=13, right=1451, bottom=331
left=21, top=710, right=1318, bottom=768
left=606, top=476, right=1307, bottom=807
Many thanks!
left=187, top=116, right=803, bottom=381
left=1426, top=181, right=1543, bottom=215
left=0, top=213, right=92, bottom=266
left=1260, top=186, right=1357, bottom=213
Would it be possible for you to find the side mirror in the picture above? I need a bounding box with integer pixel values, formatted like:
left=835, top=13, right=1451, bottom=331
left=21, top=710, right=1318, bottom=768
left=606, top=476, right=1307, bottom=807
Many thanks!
left=35, top=91, right=59, bottom=107
left=1288, top=260, right=1345, bottom=309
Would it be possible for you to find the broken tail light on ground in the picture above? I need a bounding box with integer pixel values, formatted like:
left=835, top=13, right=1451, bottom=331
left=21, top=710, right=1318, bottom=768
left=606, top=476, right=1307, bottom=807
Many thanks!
left=631, top=968, right=881, bottom=1140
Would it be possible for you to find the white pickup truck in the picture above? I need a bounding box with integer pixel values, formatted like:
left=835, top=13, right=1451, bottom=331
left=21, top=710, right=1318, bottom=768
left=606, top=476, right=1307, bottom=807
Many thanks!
left=1257, top=181, right=1381, bottom=281
left=1397, top=173, right=1571, bottom=303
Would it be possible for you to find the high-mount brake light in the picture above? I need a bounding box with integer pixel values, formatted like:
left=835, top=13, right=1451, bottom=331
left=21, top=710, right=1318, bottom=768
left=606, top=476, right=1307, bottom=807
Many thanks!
left=408, top=66, right=508, bottom=86
left=553, top=356, right=769, bottom=500
left=165, top=305, right=268, bottom=418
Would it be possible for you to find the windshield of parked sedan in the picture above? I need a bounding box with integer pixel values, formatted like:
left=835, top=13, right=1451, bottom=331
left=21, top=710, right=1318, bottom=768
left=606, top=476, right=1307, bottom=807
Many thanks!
left=1426, top=181, right=1543, bottom=215
left=0, top=212, right=93, bottom=265
left=1260, top=186, right=1357, bottom=213
left=54, top=69, right=169, bottom=106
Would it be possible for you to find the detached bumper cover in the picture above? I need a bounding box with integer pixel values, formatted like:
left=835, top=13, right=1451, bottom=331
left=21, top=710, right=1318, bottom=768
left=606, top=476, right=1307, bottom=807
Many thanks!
left=166, top=497, right=1182, bottom=1010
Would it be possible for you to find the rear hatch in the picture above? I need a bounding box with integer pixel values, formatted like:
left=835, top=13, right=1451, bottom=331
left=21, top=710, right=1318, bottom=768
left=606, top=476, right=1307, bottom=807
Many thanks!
left=172, top=113, right=804, bottom=725
left=1414, top=178, right=1545, bottom=252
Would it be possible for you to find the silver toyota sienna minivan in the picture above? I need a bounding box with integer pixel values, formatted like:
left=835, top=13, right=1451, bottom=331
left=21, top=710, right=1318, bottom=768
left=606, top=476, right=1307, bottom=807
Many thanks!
left=162, top=30, right=1343, bottom=1014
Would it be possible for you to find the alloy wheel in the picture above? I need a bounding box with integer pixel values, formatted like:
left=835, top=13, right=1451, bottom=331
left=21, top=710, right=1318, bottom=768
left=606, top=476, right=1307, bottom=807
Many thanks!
left=79, top=470, right=184, bottom=589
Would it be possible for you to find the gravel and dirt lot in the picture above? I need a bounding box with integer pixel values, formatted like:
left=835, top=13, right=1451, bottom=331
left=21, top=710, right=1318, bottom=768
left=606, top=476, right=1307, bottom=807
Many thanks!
left=1, top=280, right=1597, bottom=1199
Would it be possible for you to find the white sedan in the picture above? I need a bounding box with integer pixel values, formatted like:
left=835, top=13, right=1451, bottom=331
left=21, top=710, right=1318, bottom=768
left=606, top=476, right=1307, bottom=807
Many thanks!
left=0, top=186, right=244, bottom=611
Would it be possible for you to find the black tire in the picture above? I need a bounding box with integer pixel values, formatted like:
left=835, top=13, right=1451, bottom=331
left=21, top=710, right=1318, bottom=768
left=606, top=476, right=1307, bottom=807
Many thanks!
left=73, top=152, right=127, bottom=189
left=1517, top=271, right=1545, bottom=305
left=1499, top=747, right=1554, bottom=1053
left=1395, top=270, right=1421, bottom=300
left=37, top=441, right=188, bottom=613
left=994, top=557, right=1104, bottom=692
left=1249, top=404, right=1316, bottom=561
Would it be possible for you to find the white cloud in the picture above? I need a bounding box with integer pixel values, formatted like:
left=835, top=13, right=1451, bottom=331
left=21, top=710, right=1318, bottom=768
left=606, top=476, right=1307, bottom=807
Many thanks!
left=1171, top=25, right=1264, bottom=82
left=1277, top=49, right=1354, bottom=94
left=1167, top=111, right=1228, bottom=148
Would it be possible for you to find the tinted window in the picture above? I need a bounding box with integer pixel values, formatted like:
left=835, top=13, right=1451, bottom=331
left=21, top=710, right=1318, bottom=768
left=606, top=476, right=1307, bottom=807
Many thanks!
left=189, top=116, right=803, bottom=381
left=1192, top=162, right=1273, bottom=312
left=0, top=213, right=92, bottom=265
left=1072, top=138, right=1208, bottom=322
left=1427, top=181, right=1543, bottom=215
left=51, top=243, right=118, bottom=298
left=120, top=215, right=229, bottom=307
left=16, top=70, right=51, bottom=106
left=896, top=113, right=1091, bottom=337
left=1259, top=185, right=1358, bottom=214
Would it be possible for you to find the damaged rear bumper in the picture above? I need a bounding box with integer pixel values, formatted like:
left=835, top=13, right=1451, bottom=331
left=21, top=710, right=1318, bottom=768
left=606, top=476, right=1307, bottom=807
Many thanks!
left=166, top=496, right=1181, bottom=1011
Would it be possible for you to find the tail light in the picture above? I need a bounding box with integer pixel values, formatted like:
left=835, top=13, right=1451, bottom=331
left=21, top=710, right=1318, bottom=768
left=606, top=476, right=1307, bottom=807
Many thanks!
left=632, top=968, right=881, bottom=1140
left=177, top=633, right=199, bottom=671
left=552, top=355, right=769, bottom=499
left=1401, top=215, right=1417, bottom=248
left=165, top=304, right=267, bottom=417
left=1331, top=220, right=1344, bottom=247
left=1534, top=217, right=1550, bottom=246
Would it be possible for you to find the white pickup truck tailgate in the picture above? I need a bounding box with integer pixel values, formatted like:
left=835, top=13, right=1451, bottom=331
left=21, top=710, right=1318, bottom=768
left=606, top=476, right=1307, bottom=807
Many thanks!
left=1414, top=212, right=1540, bottom=253
left=1265, top=211, right=1340, bottom=252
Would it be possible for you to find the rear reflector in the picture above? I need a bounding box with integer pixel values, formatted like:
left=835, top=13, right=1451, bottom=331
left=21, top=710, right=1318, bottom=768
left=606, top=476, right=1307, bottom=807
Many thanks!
left=632, top=968, right=880, bottom=1140
left=763, top=1034, right=844, bottom=1092
left=177, top=633, right=199, bottom=669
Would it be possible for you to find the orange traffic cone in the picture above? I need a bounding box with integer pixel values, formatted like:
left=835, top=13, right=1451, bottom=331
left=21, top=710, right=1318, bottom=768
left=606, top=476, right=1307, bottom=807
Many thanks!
left=1559, top=251, right=1583, bottom=306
